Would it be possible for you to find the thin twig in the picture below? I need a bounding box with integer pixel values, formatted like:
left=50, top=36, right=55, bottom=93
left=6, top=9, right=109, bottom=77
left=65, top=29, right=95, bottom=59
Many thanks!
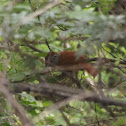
left=45, top=40, right=52, bottom=51
left=21, top=44, right=44, bottom=53
left=28, top=0, right=42, bottom=26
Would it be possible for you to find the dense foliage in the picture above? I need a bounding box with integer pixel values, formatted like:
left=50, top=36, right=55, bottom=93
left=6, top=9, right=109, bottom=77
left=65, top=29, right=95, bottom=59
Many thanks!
left=0, top=0, right=126, bottom=126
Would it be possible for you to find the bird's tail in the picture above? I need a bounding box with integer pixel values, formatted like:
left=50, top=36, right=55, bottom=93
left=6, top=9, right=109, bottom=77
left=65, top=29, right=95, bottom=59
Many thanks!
left=83, top=63, right=98, bottom=77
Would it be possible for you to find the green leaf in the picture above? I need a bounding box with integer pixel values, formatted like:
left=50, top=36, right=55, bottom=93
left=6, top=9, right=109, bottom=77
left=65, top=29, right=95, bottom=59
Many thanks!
left=112, top=116, right=126, bottom=126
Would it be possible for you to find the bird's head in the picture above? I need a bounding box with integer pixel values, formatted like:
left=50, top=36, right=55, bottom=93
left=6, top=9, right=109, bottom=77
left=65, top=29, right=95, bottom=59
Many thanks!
left=45, top=51, right=60, bottom=67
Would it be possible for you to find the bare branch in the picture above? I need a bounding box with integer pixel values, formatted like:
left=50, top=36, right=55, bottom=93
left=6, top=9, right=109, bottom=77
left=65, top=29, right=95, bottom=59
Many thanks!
left=29, top=83, right=126, bottom=122
left=21, top=0, right=61, bottom=24
left=13, top=83, right=126, bottom=107
left=0, top=44, right=44, bottom=63
left=0, top=73, right=34, bottom=126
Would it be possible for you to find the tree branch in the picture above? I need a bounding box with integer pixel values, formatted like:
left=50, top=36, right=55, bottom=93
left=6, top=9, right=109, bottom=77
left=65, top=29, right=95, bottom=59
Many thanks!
left=21, top=0, right=61, bottom=24
left=0, top=73, right=34, bottom=126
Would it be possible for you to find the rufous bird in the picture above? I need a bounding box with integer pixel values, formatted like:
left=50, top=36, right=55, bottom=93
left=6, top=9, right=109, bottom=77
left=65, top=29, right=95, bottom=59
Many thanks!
left=45, top=51, right=98, bottom=77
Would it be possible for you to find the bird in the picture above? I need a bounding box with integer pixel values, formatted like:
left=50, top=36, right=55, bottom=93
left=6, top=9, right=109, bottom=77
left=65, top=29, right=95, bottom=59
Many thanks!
left=45, top=51, right=98, bottom=77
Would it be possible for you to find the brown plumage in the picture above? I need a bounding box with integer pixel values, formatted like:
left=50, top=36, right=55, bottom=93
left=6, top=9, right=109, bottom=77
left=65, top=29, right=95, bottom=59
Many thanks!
left=45, top=51, right=98, bottom=77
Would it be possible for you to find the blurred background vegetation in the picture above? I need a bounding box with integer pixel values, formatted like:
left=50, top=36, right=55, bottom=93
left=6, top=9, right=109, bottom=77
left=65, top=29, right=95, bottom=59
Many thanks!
left=0, top=0, right=126, bottom=126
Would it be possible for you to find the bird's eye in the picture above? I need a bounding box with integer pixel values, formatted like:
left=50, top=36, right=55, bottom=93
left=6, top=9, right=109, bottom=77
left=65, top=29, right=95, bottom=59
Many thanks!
left=51, top=55, right=57, bottom=63
left=50, top=54, right=60, bottom=65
